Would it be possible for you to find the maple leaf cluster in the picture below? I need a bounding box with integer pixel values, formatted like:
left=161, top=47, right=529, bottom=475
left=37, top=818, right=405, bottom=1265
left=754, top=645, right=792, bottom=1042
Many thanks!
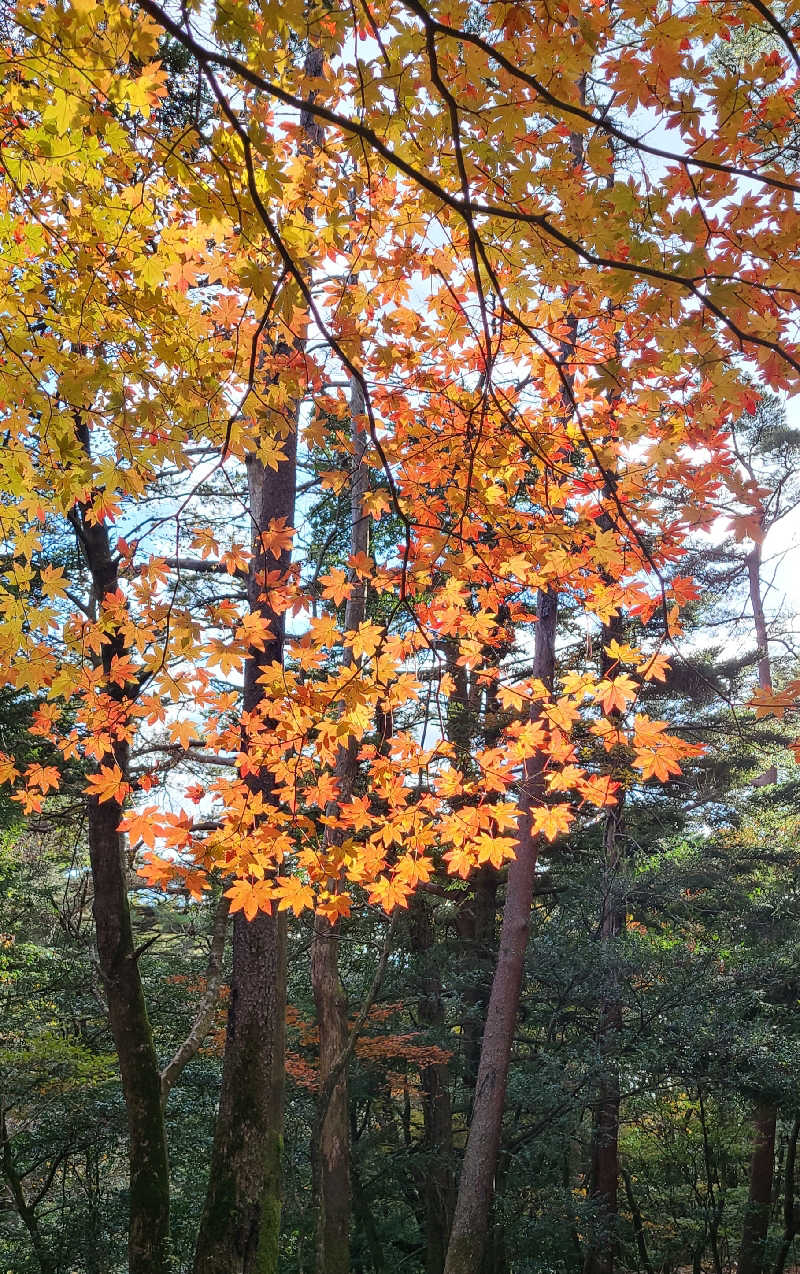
left=0, top=0, right=796, bottom=919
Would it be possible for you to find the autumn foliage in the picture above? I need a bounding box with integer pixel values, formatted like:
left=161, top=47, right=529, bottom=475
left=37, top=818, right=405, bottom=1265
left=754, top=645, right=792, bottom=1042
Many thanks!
left=3, top=0, right=800, bottom=1272
left=0, top=0, right=778, bottom=926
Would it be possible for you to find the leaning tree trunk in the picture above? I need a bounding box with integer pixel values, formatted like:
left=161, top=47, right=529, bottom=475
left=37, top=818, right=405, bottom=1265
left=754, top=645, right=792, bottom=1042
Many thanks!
left=71, top=423, right=171, bottom=1274
left=737, top=541, right=778, bottom=1274
left=443, top=588, right=557, bottom=1274
left=193, top=429, right=296, bottom=1274
left=311, top=375, right=369, bottom=1274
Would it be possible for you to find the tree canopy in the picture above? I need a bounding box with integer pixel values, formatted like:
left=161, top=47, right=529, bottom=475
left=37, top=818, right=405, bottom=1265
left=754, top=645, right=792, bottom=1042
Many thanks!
left=1, top=1, right=800, bottom=1272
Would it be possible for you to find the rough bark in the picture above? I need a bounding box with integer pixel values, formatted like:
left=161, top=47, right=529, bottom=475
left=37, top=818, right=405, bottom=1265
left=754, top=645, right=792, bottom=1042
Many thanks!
left=310, top=917, right=396, bottom=1270
left=443, top=588, right=557, bottom=1274
left=772, top=1115, right=800, bottom=1274
left=311, top=376, right=369, bottom=1274
left=312, top=923, right=350, bottom=1274
left=739, top=1101, right=779, bottom=1274
left=458, top=866, right=500, bottom=1093
left=446, top=638, right=498, bottom=1095
left=193, top=426, right=296, bottom=1274
left=71, top=424, right=171, bottom=1274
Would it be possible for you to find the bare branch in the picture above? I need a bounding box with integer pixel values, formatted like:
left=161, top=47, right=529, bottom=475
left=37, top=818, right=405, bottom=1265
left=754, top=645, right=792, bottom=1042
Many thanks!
left=160, top=891, right=231, bottom=1107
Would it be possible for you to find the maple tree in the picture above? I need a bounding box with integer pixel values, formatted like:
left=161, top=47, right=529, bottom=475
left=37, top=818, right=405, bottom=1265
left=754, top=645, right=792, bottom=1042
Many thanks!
left=2, top=0, right=800, bottom=1269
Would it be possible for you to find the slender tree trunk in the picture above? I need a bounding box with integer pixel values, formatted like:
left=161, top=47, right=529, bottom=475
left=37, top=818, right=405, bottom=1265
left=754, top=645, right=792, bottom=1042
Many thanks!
left=71, top=424, right=171, bottom=1274
left=583, top=824, right=624, bottom=1274
left=410, top=895, right=455, bottom=1274
left=447, top=639, right=498, bottom=1095
left=748, top=544, right=777, bottom=788
left=160, top=892, right=231, bottom=1106
left=738, top=544, right=778, bottom=1274
left=194, top=39, right=329, bottom=1267
left=582, top=600, right=625, bottom=1274
left=443, top=588, right=557, bottom=1274
left=772, top=1115, right=800, bottom=1274
left=312, top=925, right=350, bottom=1274
left=193, top=425, right=297, bottom=1274
left=311, top=376, right=369, bottom=1274
left=622, top=1169, right=654, bottom=1274
left=458, top=866, right=500, bottom=1092
left=88, top=780, right=171, bottom=1274
left=0, top=1106, right=57, bottom=1274
left=311, top=921, right=396, bottom=1274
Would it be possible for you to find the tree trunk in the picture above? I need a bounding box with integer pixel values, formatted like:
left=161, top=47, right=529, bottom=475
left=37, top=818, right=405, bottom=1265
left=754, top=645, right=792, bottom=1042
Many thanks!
left=312, top=918, right=351, bottom=1274
left=458, top=866, right=500, bottom=1093
left=311, top=376, right=369, bottom=1274
left=622, top=1169, right=654, bottom=1274
left=772, top=1114, right=800, bottom=1274
left=410, top=895, right=455, bottom=1274
left=748, top=544, right=777, bottom=788
left=193, top=424, right=296, bottom=1274
left=443, top=588, right=557, bottom=1274
left=739, top=1100, right=779, bottom=1274
left=738, top=543, right=778, bottom=1274
left=71, top=424, right=171, bottom=1274
left=88, top=783, right=171, bottom=1274
left=583, top=806, right=624, bottom=1274
left=580, top=595, right=625, bottom=1274
left=447, top=637, right=499, bottom=1097
left=0, top=1106, right=57, bottom=1274
left=584, top=1002, right=621, bottom=1274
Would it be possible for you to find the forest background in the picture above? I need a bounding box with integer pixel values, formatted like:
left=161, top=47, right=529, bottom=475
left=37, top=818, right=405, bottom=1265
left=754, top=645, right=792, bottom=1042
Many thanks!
left=2, top=1, right=800, bottom=1274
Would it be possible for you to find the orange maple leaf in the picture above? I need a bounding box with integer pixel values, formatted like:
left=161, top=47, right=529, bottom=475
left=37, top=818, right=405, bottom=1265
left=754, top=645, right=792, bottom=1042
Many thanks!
left=260, top=517, right=295, bottom=558
left=594, top=674, right=638, bottom=715
left=85, top=764, right=130, bottom=805
left=120, top=805, right=162, bottom=848
left=320, top=568, right=352, bottom=605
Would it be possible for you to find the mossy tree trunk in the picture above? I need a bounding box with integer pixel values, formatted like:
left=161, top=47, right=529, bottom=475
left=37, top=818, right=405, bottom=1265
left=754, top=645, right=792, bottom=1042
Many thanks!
left=193, top=428, right=296, bottom=1274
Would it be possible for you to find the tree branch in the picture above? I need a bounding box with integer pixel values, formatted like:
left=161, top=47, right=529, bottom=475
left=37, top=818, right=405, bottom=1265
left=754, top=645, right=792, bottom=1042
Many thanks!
left=160, top=891, right=231, bottom=1106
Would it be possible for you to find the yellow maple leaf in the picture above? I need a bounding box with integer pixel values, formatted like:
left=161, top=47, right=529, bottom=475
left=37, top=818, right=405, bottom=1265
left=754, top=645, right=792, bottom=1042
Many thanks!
left=169, top=718, right=200, bottom=750
left=530, top=804, right=573, bottom=841
left=275, top=876, right=315, bottom=915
